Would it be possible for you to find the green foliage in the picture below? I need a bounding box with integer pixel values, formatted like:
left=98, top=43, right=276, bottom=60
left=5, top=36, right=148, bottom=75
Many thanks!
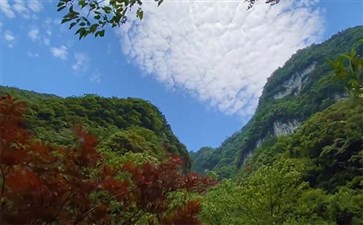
left=0, top=86, right=190, bottom=165
left=284, top=100, right=363, bottom=191
left=57, top=0, right=160, bottom=39
left=201, top=157, right=310, bottom=225
left=202, top=146, right=363, bottom=224
left=101, top=149, right=160, bottom=168
left=100, top=127, right=165, bottom=158
left=240, top=98, right=363, bottom=189
left=329, top=39, right=363, bottom=100
left=190, top=147, right=218, bottom=173
left=205, top=99, right=363, bottom=224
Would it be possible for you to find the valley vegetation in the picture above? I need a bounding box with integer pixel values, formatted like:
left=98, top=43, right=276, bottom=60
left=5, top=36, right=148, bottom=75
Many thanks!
left=0, top=94, right=217, bottom=224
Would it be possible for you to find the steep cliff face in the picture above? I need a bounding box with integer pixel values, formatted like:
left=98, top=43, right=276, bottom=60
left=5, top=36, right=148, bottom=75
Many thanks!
left=191, top=26, right=363, bottom=178
left=273, top=62, right=316, bottom=100
left=273, top=119, right=300, bottom=136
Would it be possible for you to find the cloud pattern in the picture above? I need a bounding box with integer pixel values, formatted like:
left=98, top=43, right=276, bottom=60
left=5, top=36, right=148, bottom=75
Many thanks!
left=72, top=52, right=90, bottom=73
left=51, top=46, right=68, bottom=60
left=4, top=30, right=15, bottom=48
left=1, top=0, right=42, bottom=19
left=118, top=0, right=324, bottom=116
left=1, top=0, right=15, bottom=18
left=1, top=0, right=102, bottom=84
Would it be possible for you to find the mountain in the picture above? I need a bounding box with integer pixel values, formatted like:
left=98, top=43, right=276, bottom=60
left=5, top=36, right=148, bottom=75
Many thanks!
left=191, top=26, right=363, bottom=178
left=0, top=86, right=190, bottom=166
left=200, top=98, right=363, bottom=224
left=243, top=98, right=363, bottom=186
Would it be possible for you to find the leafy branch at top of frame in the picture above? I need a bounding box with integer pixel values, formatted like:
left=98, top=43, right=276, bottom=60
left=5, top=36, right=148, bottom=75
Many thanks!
left=57, top=0, right=162, bottom=39
left=58, top=0, right=280, bottom=39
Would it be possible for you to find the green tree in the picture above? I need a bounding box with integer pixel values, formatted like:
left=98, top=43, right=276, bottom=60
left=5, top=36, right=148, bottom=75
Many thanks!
left=201, top=157, right=309, bottom=225
left=329, top=39, right=363, bottom=100
left=100, top=127, right=165, bottom=158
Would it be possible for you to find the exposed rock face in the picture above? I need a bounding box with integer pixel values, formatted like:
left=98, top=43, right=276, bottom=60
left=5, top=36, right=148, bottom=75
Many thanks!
left=334, top=92, right=348, bottom=101
left=241, top=150, right=254, bottom=167
left=255, top=119, right=300, bottom=150
left=274, top=63, right=316, bottom=99
left=273, top=119, right=301, bottom=136
left=255, top=138, right=264, bottom=148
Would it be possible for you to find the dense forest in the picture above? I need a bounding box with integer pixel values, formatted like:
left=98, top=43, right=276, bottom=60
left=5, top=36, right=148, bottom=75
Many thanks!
left=201, top=98, right=363, bottom=224
left=0, top=93, right=217, bottom=224
left=0, top=86, right=190, bottom=165
left=1, top=24, right=362, bottom=225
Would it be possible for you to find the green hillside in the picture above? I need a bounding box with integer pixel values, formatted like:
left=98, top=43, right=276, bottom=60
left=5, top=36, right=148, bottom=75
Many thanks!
left=0, top=86, right=190, bottom=165
left=201, top=98, right=363, bottom=224
left=191, top=26, right=363, bottom=178
left=199, top=26, right=363, bottom=224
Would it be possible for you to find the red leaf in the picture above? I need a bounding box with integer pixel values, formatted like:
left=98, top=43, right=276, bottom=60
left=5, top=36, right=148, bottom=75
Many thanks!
left=6, top=167, right=42, bottom=194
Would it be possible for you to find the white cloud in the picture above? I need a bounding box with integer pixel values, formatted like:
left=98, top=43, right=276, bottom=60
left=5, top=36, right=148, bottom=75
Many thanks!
left=90, top=71, right=101, bottom=84
left=4, top=30, right=15, bottom=41
left=42, top=20, right=53, bottom=38
left=13, top=0, right=30, bottom=18
left=118, top=0, right=324, bottom=117
left=46, top=29, right=52, bottom=36
left=28, top=26, right=51, bottom=46
left=28, top=0, right=43, bottom=13
left=43, top=37, right=50, bottom=46
left=1, top=0, right=42, bottom=19
left=72, top=52, right=90, bottom=73
left=27, top=51, right=40, bottom=58
left=28, top=28, right=39, bottom=42
left=4, top=30, right=15, bottom=48
left=0, top=0, right=15, bottom=18
left=50, top=45, right=68, bottom=60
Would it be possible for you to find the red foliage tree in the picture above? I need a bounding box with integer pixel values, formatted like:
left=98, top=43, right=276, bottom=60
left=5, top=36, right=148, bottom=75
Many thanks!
left=0, top=95, right=216, bottom=224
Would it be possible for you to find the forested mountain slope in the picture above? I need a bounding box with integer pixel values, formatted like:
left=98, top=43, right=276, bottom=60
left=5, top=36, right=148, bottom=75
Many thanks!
left=191, top=26, right=363, bottom=178
left=0, top=86, right=190, bottom=165
left=201, top=99, right=363, bottom=224
left=0, top=91, right=218, bottom=224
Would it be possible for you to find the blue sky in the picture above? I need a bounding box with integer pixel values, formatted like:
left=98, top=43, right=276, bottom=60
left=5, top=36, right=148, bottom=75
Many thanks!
left=1, top=0, right=362, bottom=151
